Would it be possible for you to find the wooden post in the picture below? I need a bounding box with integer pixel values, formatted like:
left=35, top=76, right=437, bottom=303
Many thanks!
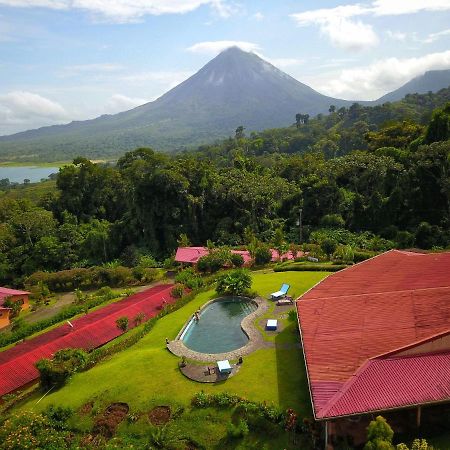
left=416, top=406, right=422, bottom=427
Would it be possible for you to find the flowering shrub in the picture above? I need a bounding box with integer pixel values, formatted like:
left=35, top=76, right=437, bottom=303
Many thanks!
left=0, top=411, right=70, bottom=449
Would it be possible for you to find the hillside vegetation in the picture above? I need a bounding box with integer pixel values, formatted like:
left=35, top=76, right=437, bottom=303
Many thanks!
left=0, top=92, right=449, bottom=286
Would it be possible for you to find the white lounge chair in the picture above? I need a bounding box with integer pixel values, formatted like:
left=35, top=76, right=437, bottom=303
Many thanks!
left=270, top=283, right=290, bottom=300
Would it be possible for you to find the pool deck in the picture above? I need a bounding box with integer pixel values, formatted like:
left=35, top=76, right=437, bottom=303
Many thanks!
left=179, top=361, right=242, bottom=383
left=167, top=296, right=269, bottom=362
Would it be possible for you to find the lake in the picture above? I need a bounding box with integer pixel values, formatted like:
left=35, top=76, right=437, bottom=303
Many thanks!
left=0, top=166, right=60, bottom=184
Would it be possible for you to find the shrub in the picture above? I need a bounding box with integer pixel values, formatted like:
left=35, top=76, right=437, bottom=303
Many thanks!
left=247, top=415, right=280, bottom=437
left=116, top=316, right=129, bottom=332
left=287, top=309, right=297, bottom=322
left=334, top=244, right=355, bottom=264
left=11, top=317, right=26, bottom=332
left=320, top=214, right=345, bottom=229
left=396, top=230, right=415, bottom=249
left=132, top=266, right=159, bottom=283
left=36, top=348, right=89, bottom=390
left=0, top=411, right=70, bottom=449
left=274, top=264, right=347, bottom=272
left=364, top=416, right=394, bottom=450
left=94, top=286, right=116, bottom=300
left=30, top=281, right=51, bottom=305
left=2, top=298, right=22, bottom=318
left=216, top=269, right=252, bottom=296
left=73, top=288, right=87, bottom=304
left=43, top=405, right=73, bottom=431
left=230, top=253, right=245, bottom=267
left=148, top=425, right=180, bottom=449
left=197, top=247, right=233, bottom=273
left=138, top=254, right=159, bottom=268
left=320, top=238, right=338, bottom=258
left=133, top=312, right=146, bottom=326
left=253, top=244, right=272, bottom=265
left=175, top=268, right=204, bottom=289
left=25, top=266, right=137, bottom=292
left=227, top=419, right=249, bottom=439
left=171, top=284, right=184, bottom=298
left=353, top=250, right=377, bottom=263
left=191, top=392, right=285, bottom=426
left=191, top=391, right=210, bottom=408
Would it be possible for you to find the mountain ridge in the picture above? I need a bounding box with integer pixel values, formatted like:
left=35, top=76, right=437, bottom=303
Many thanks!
left=0, top=47, right=449, bottom=160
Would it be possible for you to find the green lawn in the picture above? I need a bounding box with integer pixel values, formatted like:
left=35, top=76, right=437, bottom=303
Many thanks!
left=16, top=270, right=329, bottom=448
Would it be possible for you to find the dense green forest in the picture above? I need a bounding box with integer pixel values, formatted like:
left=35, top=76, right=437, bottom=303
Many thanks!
left=0, top=91, right=449, bottom=285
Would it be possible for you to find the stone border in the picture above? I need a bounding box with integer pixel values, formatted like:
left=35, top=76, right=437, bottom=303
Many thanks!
left=167, top=296, right=269, bottom=362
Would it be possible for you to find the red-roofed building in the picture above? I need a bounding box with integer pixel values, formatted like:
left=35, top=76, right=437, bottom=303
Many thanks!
left=0, top=284, right=175, bottom=396
left=0, top=287, right=30, bottom=329
left=296, top=250, right=450, bottom=446
left=175, top=246, right=298, bottom=265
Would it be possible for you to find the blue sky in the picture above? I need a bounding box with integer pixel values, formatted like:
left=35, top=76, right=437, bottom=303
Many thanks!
left=0, top=0, right=449, bottom=135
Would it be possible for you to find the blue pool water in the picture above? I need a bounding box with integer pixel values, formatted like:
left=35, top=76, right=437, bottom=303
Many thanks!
left=182, top=297, right=257, bottom=354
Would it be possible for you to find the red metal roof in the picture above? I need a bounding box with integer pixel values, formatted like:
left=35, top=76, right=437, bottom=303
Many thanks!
left=297, top=250, right=450, bottom=419
left=0, top=287, right=30, bottom=303
left=175, top=247, right=209, bottom=263
left=174, top=247, right=299, bottom=264
left=320, top=351, right=450, bottom=418
left=0, top=284, right=175, bottom=396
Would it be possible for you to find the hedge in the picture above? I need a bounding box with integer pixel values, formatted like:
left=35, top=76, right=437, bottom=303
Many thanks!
left=24, top=266, right=158, bottom=292
left=274, top=264, right=348, bottom=272
left=353, top=251, right=377, bottom=263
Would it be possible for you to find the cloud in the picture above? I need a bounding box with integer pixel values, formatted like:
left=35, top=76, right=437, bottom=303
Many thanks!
left=187, top=40, right=260, bottom=55
left=291, top=5, right=378, bottom=51
left=317, top=50, right=450, bottom=100
left=371, top=0, right=450, bottom=16
left=423, top=28, right=450, bottom=44
left=386, top=30, right=408, bottom=42
left=63, top=63, right=124, bottom=73
left=105, top=94, right=148, bottom=113
left=252, top=12, right=264, bottom=21
left=1, top=0, right=67, bottom=9
left=0, top=91, right=68, bottom=133
left=0, top=0, right=235, bottom=22
left=291, top=1, right=450, bottom=50
left=264, top=57, right=304, bottom=69
left=120, top=70, right=192, bottom=89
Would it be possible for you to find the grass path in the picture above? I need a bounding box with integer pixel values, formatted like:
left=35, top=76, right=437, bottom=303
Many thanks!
left=20, top=271, right=328, bottom=418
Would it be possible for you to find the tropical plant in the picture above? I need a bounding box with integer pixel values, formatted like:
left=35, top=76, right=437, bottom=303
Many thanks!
left=216, top=269, right=252, bottom=296
left=364, top=416, right=395, bottom=450
left=116, top=316, right=129, bottom=333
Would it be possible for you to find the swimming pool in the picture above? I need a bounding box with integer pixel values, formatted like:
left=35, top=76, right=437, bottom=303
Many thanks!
left=181, top=297, right=257, bottom=354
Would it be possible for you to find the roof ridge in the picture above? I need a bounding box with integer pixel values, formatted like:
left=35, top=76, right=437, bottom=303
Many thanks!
left=317, top=359, right=373, bottom=418
left=317, top=349, right=450, bottom=419
left=373, top=328, right=450, bottom=359
left=299, top=284, right=450, bottom=303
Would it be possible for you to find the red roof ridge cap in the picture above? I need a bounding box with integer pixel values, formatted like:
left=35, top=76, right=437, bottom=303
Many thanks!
left=372, top=328, right=450, bottom=359
left=317, top=359, right=374, bottom=419
left=298, top=284, right=450, bottom=304
left=296, top=250, right=399, bottom=304
left=318, top=331, right=450, bottom=419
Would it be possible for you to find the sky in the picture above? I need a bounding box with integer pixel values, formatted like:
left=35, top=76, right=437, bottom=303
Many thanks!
left=0, top=0, right=449, bottom=135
